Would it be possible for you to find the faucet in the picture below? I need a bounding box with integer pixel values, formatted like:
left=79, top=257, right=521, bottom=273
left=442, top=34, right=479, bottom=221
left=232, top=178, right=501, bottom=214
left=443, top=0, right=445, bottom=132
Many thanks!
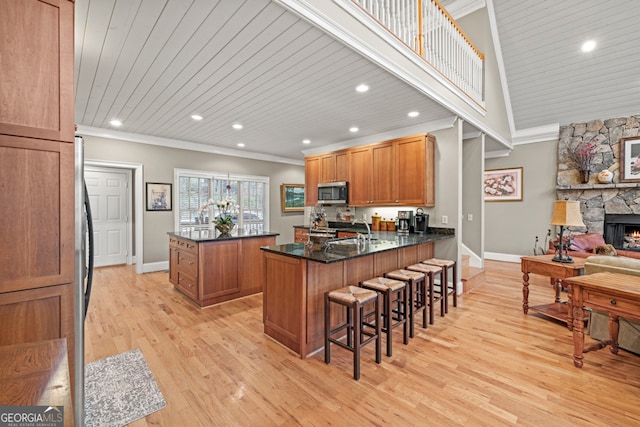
left=352, top=218, right=371, bottom=242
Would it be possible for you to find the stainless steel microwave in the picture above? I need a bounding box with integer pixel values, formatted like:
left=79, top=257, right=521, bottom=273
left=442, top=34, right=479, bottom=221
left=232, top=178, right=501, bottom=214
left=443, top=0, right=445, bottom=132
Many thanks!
left=318, top=181, right=348, bottom=204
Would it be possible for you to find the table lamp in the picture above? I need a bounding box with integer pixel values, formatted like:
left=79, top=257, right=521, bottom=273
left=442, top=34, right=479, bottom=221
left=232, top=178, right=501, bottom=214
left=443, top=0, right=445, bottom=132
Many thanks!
left=550, top=200, right=585, bottom=263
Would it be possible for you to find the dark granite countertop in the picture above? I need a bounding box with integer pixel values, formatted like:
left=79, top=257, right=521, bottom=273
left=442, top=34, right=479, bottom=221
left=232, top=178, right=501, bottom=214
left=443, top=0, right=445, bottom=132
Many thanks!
left=168, top=229, right=279, bottom=242
left=261, top=231, right=454, bottom=264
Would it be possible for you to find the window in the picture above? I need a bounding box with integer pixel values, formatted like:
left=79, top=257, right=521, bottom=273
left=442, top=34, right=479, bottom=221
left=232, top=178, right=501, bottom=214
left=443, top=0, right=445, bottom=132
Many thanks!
left=175, top=169, right=269, bottom=234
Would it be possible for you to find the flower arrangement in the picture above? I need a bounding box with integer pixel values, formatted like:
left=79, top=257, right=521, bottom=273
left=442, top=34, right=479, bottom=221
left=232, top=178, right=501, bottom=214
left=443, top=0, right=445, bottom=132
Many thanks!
left=568, top=140, right=599, bottom=173
left=214, top=198, right=237, bottom=227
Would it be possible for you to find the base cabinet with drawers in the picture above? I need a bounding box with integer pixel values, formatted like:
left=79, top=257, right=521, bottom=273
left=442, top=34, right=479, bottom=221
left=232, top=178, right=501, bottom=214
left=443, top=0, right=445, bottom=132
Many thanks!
left=169, top=234, right=277, bottom=307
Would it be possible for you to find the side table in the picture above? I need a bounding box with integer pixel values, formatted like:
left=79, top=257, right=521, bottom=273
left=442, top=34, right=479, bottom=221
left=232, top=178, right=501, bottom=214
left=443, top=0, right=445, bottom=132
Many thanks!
left=521, top=255, right=586, bottom=329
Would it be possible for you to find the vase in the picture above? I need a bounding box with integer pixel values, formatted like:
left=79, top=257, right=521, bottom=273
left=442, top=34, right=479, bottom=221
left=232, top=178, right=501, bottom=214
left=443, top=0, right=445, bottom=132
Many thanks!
left=597, top=169, right=613, bottom=184
left=579, top=170, right=590, bottom=184
left=215, top=223, right=235, bottom=236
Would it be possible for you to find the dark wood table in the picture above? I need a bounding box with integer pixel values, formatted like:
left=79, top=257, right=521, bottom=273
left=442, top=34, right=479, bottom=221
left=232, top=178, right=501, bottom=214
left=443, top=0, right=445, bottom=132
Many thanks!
left=521, top=255, right=586, bottom=328
left=0, top=338, right=74, bottom=426
left=564, top=272, right=640, bottom=367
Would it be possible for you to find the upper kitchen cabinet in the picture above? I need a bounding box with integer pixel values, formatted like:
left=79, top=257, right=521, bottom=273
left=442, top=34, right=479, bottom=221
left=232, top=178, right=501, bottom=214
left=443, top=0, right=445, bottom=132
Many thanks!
left=319, top=150, right=349, bottom=183
left=304, top=156, right=320, bottom=206
left=348, top=134, right=435, bottom=207
left=396, top=134, right=435, bottom=206
left=0, top=0, right=75, bottom=143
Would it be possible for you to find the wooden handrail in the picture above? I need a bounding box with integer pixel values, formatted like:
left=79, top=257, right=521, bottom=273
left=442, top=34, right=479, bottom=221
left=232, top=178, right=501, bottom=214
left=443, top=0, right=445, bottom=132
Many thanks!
left=431, top=0, right=484, bottom=60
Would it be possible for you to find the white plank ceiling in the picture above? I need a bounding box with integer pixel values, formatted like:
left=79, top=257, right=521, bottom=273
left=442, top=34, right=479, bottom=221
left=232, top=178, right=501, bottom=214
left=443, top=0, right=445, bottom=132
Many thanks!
left=490, top=0, right=640, bottom=130
left=74, top=0, right=640, bottom=162
left=74, top=0, right=453, bottom=161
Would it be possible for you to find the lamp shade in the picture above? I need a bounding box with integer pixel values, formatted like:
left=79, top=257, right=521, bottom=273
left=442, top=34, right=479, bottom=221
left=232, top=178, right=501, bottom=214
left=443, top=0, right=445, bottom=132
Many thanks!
left=550, top=200, right=585, bottom=227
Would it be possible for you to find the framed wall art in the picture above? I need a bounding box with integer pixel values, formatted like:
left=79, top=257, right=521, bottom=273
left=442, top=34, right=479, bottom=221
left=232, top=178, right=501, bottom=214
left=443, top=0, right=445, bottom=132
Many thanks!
left=483, top=167, right=523, bottom=202
left=146, top=182, right=172, bottom=211
left=620, top=136, right=640, bottom=182
left=280, top=184, right=305, bottom=212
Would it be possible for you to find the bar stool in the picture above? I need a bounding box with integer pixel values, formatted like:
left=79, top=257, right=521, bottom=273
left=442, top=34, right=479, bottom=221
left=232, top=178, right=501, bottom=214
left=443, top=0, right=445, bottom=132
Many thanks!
left=384, top=269, right=426, bottom=338
left=325, top=285, right=382, bottom=380
left=360, top=277, right=408, bottom=357
left=422, top=258, right=457, bottom=313
left=406, top=263, right=443, bottom=321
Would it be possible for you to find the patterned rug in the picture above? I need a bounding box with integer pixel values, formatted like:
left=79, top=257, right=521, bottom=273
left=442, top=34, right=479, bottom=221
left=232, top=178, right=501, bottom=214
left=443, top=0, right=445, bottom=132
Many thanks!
left=85, top=348, right=167, bottom=427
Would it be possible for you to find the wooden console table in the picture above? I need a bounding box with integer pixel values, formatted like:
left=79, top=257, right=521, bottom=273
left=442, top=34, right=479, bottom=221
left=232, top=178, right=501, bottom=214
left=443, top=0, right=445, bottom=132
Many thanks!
left=0, top=338, right=74, bottom=426
left=521, top=255, right=586, bottom=328
left=564, top=272, right=640, bottom=368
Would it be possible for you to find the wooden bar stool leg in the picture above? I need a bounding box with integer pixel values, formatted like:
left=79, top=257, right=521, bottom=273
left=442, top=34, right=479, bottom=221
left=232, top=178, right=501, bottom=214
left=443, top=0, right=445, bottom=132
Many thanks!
left=375, top=294, right=382, bottom=364
left=408, top=280, right=415, bottom=338
left=442, top=266, right=449, bottom=314
left=354, top=301, right=361, bottom=380
left=324, top=293, right=330, bottom=364
left=427, top=272, right=435, bottom=324
left=452, top=264, right=458, bottom=308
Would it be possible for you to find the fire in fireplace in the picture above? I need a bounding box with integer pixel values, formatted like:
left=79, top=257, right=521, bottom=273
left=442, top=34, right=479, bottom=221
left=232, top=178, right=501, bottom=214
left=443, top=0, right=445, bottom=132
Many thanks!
left=604, top=214, right=640, bottom=251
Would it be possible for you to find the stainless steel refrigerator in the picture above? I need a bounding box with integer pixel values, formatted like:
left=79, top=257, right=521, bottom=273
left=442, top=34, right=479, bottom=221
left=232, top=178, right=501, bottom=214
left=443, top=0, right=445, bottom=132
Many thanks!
left=74, top=135, right=94, bottom=423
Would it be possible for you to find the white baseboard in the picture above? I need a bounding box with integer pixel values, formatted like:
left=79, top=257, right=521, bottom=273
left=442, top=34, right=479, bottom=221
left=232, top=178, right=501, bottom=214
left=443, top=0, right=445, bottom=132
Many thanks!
left=142, top=261, right=169, bottom=273
left=484, top=252, right=522, bottom=263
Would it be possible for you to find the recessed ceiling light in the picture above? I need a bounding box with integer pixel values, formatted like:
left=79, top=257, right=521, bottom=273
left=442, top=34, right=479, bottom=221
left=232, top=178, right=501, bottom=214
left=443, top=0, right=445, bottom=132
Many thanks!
left=408, top=111, right=420, bottom=118
left=191, top=114, right=203, bottom=121
left=232, top=123, right=243, bottom=130
left=110, top=119, right=122, bottom=127
left=349, top=127, right=359, bottom=133
left=237, top=143, right=245, bottom=148
left=581, top=40, right=596, bottom=52
left=302, top=139, right=311, bottom=144
left=356, top=84, right=369, bottom=93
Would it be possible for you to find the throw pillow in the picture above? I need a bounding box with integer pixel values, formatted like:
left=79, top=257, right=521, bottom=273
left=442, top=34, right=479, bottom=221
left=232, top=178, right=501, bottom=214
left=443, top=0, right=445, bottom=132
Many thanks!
left=569, top=233, right=606, bottom=252
left=593, top=244, right=617, bottom=256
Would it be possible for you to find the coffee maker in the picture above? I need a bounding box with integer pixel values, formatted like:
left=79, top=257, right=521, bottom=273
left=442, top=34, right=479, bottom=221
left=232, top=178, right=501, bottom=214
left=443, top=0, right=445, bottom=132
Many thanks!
left=414, top=208, right=429, bottom=234
left=397, top=210, right=412, bottom=234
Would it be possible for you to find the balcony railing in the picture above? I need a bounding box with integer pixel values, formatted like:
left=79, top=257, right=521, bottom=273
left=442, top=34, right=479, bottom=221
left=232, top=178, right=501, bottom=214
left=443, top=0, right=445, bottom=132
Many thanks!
left=352, top=0, right=485, bottom=106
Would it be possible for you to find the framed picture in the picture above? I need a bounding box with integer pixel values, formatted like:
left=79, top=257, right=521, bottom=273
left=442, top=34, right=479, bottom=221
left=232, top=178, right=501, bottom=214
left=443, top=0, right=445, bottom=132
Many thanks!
left=146, top=182, right=172, bottom=211
left=280, top=184, right=305, bottom=212
left=484, top=167, right=523, bottom=202
left=620, top=136, right=640, bottom=182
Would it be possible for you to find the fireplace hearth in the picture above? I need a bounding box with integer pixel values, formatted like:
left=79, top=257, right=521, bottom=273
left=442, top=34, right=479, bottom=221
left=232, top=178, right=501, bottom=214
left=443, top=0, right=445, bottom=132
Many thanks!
left=604, top=214, right=640, bottom=251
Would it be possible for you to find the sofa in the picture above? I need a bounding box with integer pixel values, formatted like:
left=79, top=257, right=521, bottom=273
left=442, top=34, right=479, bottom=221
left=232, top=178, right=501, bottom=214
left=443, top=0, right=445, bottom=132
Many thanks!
left=583, top=255, right=640, bottom=355
left=547, top=232, right=640, bottom=260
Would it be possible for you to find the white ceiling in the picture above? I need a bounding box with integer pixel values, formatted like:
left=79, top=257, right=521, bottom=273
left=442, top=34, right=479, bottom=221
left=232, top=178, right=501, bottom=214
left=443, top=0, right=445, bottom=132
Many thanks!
left=490, top=0, right=640, bottom=131
left=74, top=0, right=640, bottom=162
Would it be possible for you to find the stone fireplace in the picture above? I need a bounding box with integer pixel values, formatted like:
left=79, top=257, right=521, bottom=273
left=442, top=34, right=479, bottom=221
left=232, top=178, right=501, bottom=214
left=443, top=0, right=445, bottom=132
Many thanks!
left=557, top=115, right=640, bottom=236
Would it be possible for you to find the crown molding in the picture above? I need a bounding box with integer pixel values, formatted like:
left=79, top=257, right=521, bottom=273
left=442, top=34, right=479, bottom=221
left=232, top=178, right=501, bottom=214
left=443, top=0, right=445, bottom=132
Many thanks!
left=512, top=123, right=559, bottom=145
left=76, top=125, right=305, bottom=166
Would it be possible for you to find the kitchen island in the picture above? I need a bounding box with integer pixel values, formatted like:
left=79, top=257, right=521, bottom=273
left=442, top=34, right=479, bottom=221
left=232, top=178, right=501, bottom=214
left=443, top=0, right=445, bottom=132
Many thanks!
left=260, top=230, right=454, bottom=357
left=169, top=229, right=278, bottom=307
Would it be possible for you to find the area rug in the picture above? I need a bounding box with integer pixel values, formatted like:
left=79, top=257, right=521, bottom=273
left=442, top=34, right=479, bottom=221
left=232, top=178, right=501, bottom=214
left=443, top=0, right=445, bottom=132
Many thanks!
left=85, top=348, right=167, bottom=427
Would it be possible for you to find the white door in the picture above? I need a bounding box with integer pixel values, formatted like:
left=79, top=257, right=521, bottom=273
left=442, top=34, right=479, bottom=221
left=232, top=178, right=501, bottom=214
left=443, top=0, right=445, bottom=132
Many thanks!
left=85, top=167, right=130, bottom=267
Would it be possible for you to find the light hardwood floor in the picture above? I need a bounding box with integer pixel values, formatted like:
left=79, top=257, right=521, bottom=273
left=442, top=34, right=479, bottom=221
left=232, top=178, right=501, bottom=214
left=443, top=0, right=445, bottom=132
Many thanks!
left=84, top=260, right=640, bottom=426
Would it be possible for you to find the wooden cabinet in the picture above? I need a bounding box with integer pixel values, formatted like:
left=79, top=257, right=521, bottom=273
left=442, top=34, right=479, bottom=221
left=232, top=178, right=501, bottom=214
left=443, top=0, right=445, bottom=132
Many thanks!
left=336, top=231, right=358, bottom=238
left=169, top=237, right=199, bottom=300
left=319, top=150, right=349, bottom=183
left=304, top=156, right=320, bottom=206
left=0, top=0, right=75, bottom=143
left=346, top=145, right=372, bottom=206
left=313, top=133, right=435, bottom=207
left=0, top=0, right=76, bottom=390
left=294, top=227, right=308, bottom=242
left=396, top=134, right=436, bottom=206
left=169, top=235, right=276, bottom=307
